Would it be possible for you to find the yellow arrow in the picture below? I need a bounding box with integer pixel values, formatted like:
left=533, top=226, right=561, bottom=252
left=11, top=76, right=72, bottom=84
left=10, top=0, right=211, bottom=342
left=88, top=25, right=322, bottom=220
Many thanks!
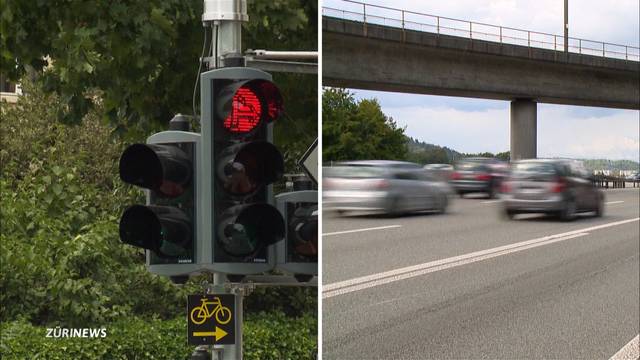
left=193, top=327, right=228, bottom=341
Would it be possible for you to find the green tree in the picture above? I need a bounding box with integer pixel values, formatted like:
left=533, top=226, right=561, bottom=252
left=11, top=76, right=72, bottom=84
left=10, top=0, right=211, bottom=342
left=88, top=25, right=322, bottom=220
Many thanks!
left=322, top=88, right=407, bottom=162
left=0, top=0, right=316, bottom=142
left=495, top=151, right=510, bottom=161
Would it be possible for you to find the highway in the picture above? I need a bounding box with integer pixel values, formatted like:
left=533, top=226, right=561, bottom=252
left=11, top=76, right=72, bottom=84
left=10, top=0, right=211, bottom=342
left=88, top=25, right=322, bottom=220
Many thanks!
left=322, top=188, right=640, bottom=359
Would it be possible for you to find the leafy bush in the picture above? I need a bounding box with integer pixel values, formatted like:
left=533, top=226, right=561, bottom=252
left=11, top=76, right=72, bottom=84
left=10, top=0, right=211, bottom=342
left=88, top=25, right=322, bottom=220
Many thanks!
left=1, top=312, right=316, bottom=360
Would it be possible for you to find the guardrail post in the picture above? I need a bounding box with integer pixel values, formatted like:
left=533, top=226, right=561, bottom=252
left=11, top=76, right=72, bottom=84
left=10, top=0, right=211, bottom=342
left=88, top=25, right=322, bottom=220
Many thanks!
left=500, top=26, right=503, bottom=43
left=362, top=3, right=367, bottom=36
left=527, top=31, right=530, bottom=47
left=554, top=35, right=556, bottom=51
left=437, top=16, right=440, bottom=34
left=602, top=43, right=605, bottom=57
left=401, top=10, right=405, bottom=42
left=579, top=39, right=582, bottom=54
left=625, top=46, right=628, bottom=60
left=470, top=22, right=472, bottom=39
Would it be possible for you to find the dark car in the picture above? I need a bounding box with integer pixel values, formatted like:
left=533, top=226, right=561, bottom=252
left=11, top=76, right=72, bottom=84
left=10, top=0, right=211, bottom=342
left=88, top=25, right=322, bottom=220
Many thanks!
left=501, top=159, right=604, bottom=220
left=450, top=157, right=508, bottom=198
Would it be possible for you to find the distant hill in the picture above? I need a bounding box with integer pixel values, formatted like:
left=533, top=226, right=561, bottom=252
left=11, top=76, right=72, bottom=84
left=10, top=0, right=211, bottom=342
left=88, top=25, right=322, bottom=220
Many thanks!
left=405, top=137, right=639, bottom=171
left=406, top=137, right=463, bottom=164
left=580, top=159, right=639, bottom=172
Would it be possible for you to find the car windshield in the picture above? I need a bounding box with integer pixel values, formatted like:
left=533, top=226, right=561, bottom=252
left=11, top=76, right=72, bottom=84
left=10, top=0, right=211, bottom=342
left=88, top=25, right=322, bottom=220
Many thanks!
left=325, top=166, right=387, bottom=179
left=512, top=162, right=557, bottom=178
left=455, top=161, right=487, bottom=171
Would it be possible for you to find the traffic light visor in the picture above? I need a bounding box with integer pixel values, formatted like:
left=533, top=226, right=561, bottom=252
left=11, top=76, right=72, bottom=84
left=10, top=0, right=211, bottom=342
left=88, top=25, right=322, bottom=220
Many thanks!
left=120, top=205, right=162, bottom=252
left=119, top=144, right=191, bottom=197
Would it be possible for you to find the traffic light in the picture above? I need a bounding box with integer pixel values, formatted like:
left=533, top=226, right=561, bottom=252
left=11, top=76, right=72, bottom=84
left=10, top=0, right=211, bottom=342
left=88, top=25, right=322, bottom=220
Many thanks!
left=200, top=67, right=286, bottom=276
left=118, top=125, right=201, bottom=277
left=275, top=190, right=318, bottom=281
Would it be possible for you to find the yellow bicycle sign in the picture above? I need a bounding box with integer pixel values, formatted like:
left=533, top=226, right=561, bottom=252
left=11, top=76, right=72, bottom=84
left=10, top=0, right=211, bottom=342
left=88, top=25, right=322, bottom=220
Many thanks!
left=190, top=296, right=232, bottom=325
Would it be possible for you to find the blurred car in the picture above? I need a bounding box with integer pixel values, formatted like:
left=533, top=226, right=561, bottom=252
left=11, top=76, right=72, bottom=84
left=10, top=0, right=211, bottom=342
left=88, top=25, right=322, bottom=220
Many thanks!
left=449, top=158, right=508, bottom=198
left=626, top=172, right=640, bottom=181
left=501, top=159, right=604, bottom=221
left=323, top=160, right=452, bottom=216
left=424, top=163, right=454, bottom=182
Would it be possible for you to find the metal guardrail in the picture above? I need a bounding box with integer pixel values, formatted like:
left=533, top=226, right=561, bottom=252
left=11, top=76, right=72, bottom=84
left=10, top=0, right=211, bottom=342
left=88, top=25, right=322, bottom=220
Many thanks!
left=323, top=0, right=640, bottom=62
left=593, top=175, right=640, bottom=189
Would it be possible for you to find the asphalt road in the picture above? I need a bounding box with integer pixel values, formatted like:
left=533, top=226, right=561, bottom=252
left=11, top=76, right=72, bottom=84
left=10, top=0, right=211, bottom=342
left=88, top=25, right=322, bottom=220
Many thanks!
left=322, top=188, right=640, bottom=359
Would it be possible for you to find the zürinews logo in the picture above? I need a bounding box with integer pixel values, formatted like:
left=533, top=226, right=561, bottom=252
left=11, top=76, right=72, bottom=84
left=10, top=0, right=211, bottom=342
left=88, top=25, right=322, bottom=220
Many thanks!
left=46, top=327, right=107, bottom=338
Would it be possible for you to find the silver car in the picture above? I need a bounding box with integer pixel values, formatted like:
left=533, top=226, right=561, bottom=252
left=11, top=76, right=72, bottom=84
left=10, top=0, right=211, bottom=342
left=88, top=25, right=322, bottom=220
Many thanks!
left=323, top=160, right=452, bottom=216
left=502, top=159, right=604, bottom=221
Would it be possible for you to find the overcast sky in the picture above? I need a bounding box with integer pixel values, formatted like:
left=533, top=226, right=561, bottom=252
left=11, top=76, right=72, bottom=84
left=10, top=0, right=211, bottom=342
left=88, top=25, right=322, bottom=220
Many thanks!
left=324, top=0, right=640, bottom=161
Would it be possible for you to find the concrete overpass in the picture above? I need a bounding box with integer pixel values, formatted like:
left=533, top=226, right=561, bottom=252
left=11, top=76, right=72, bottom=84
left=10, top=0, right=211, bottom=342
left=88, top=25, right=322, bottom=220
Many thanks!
left=322, top=15, right=640, bottom=160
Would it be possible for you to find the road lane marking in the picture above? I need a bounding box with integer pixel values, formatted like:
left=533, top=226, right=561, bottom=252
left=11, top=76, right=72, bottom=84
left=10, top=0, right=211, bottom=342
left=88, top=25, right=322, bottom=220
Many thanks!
left=323, top=217, right=640, bottom=298
left=609, top=334, right=639, bottom=360
left=481, top=200, right=502, bottom=204
left=323, top=225, right=402, bottom=237
left=606, top=201, right=625, bottom=205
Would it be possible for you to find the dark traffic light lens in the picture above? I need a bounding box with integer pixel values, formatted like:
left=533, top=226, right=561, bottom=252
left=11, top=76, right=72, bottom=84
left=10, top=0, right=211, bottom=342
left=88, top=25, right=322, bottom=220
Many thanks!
left=223, top=86, right=262, bottom=133
left=290, top=204, right=318, bottom=257
left=219, top=141, right=284, bottom=196
left=119, top=205, right=192, bottom=258
left=119, top=144, right=192, bottom=197
left=218, top=204, right=285, bottom=257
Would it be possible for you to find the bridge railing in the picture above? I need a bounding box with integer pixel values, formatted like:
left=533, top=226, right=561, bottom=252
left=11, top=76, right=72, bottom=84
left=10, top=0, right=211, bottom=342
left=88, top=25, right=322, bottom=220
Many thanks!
left=323, top=0, right=640, bottom=62
left=592, top=175, right=640, bottom=189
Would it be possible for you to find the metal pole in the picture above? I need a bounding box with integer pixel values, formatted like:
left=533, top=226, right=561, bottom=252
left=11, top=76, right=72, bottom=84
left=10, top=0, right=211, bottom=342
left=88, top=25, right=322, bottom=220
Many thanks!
left=564, top=0, right=568, bottom=52
left=500, top=26, right=502, bottom=43
left=437, top=16, right=440, bottom=34
left=202, top=0, right=248, bottom=68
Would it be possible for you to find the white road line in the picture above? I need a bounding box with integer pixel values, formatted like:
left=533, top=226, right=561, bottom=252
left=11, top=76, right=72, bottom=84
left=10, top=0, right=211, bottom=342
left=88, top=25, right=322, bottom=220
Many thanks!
left=323, top=217, right=640, bottom=299
left=481, top=200, right=502, bottom=204
left=323, top=225, right=402, bottom=237
left=606, top=201, right=625, bottom=205
left=609, top=334, right=639, bottom=360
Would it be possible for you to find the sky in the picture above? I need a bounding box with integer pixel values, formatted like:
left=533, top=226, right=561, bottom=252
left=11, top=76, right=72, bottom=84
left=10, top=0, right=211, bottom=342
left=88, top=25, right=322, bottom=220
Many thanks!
left=323, top=0, right=640, bottom=161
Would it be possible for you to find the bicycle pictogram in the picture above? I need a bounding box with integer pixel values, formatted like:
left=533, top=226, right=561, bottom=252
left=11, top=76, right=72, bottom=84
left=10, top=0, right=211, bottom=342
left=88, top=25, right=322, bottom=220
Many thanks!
left=189, top=296, right=232, bottom=325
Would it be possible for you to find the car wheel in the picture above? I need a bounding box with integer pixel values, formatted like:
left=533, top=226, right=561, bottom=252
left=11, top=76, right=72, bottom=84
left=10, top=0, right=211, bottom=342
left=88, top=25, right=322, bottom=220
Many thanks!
left=437, top=195, right=448, bottom=214
left=386, top=197, right=403, bottom=217
left=487, top=181, right=499, bottom=199
left=458, top=191, right=465, bottom=198
left=503, top=208, right=515, bottom=220
left=560, top=198, right=576, bottom=221
left=594, top=197, right=604, bottom=217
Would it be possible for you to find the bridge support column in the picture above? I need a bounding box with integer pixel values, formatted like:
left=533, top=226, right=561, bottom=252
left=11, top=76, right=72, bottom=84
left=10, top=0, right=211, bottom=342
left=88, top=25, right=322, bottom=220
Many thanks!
left=510, top=99, right=537, bottom=160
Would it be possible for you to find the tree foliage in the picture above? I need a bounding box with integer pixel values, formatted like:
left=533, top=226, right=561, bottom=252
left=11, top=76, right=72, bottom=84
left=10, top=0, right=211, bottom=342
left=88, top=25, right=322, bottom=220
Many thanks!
left=322, top=88, right=407, bottom=162
left=1, top=0, right=317, bottom=157
left=0, top=82, right=315, bottom=329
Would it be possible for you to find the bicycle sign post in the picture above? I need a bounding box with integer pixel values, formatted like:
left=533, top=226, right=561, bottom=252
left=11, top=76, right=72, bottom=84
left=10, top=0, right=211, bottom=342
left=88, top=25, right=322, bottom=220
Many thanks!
left=187, top=294, right=236, bottom=345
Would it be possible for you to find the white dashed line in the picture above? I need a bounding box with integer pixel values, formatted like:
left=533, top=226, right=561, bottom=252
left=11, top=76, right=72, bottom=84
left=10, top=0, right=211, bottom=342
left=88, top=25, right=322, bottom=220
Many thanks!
left=323, top=217, right=639, bottom=298
left=323, top=225, right=402, bottom=237
left=609, top=334, right=639, bottom=360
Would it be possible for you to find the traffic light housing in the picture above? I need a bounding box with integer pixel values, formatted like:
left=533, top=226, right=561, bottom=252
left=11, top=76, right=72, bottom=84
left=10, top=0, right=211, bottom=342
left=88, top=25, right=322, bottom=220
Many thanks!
left=275, top=190, right=318, bottom=281
left=200, top=67, right=286, bottom=276
left=118, top=130, right=201, bottom=277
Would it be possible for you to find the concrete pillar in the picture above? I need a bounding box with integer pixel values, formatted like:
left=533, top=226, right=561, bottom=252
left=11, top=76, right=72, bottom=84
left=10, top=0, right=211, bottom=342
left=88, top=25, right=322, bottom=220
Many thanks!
left=510, top=99, right=537, bottom=160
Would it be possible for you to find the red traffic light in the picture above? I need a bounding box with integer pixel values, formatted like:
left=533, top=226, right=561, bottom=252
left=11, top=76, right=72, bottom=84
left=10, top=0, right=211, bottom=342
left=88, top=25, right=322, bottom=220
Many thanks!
left=223, top=86, right=262, bottom=134
left=218, top=79, right=283, bottom=135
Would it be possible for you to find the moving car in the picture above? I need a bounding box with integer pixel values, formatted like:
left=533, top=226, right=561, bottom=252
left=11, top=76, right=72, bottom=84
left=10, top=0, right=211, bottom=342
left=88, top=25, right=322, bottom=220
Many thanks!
left=323, top=160, right=452, bottom=216
left=449, top=158, right=507, bottom=198
left=424, top=163, right=454, bottom=182
left=501, top=159, right=604, bottom=221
